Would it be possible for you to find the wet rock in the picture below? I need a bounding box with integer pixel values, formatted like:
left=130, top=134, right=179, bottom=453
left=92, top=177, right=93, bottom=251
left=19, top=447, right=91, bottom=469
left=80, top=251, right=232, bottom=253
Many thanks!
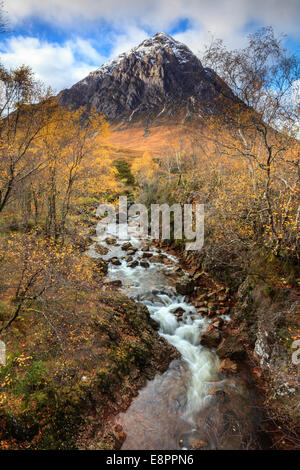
left=141, top=245, right=151, bottom=252
left=172, top=307, right=185, bottom=319
left=152, top=256, right=168, bottom=265
left=126, top=255, right=133, bottom=263
left=110, top=257, right=122, bottom=266
left=200, top=328, right=222, bottom=348
left=140, top=260, right=150, bottom=268
left=237, top=278, right=252, bottom=303
left=142, top=252, right=153, bottom=259
left=218, top=358, right=238, bottom=375
left=149, top=255, right=162, bottom=263
left=105, top=237, right=117, bottom=245
left=175, top=276, right=195, bottom=295
left=127, top=248, right=138, bottom=255
left=216, top=336, right=246, bottom=361
left=106, top=280, right=122, bottom=287
left=127, top=260, right=139, bottom=268
left=148, top=317, right=160, bottom=331
left=121, top=242, right=132, bottom=251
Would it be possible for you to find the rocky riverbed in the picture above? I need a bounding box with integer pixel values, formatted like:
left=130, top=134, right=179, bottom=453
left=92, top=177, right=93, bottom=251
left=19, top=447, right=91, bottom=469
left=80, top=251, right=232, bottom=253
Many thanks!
left=87, top=217, right=270, bottom=450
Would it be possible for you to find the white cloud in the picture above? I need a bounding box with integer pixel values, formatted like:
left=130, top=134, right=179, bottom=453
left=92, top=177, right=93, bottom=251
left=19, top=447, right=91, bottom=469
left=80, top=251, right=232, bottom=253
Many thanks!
left=5, top=0, right=300, bottom=38
left=0, top=36, right=106, bottom=90
left=1, top=1, right=299, bottom=92
left=108, top=26, right=150, bottom=57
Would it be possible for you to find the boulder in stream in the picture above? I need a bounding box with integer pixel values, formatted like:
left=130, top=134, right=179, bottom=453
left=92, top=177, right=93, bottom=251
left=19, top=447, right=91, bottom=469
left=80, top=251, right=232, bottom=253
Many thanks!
left=142, top=252, right=153, bottom=259
left=121, top=242, right=132, bottom=251
left=127, top=260, right=139, bottom=268
left=140, top=260, right=150, bottom=268
left=141, top=244, right=151, bottom=251
left=105, top=237, right=117, bottom=245
left=148, top=255, right=162, bottom=263
left=200, top=328, right=222, bottom=348
left=127, top=248, right=138, bottom=255
left=110, top=257, right=122, bottom=266
left=172, top=307, right=185, bottom=319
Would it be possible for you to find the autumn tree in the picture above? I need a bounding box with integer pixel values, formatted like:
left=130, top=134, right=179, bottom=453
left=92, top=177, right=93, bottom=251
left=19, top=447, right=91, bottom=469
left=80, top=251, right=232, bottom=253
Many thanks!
left=131, top=151, right=160, bottom=205
left=29, top=103, right=114, bottom=241
left=201, top=27, right=300, bottom=259
left=0, top=65, right=53, bottom=214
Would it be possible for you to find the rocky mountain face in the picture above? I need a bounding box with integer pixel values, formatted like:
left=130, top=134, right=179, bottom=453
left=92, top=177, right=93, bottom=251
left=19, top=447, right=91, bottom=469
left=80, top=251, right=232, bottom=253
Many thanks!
left=59, top=32, right=236, bottom=126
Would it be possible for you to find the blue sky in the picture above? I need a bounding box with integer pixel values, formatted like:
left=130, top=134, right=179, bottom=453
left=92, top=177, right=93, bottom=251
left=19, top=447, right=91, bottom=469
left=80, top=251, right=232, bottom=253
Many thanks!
left=1, top=0, right=299, bottom=92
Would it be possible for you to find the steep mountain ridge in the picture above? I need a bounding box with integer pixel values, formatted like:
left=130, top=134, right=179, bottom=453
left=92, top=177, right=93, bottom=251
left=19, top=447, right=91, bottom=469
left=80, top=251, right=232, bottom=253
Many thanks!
left=59, top=32, right=236, bottom=131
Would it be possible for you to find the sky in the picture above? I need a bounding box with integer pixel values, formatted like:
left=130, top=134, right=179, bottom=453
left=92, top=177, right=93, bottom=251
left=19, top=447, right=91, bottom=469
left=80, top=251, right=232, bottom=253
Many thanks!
left=0, top=0, right=299, bottom=92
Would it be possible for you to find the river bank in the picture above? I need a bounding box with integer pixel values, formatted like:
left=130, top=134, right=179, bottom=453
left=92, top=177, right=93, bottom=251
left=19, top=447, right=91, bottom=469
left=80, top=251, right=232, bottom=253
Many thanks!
left=57, top=202, right=300, bottom=450
left=86, top=214, right=276, bottom=450
left=1, top=199, right=297, bottom=450
left=161, top=242, right=300, bottom=450
left=0, top=203, right=178, bottom=450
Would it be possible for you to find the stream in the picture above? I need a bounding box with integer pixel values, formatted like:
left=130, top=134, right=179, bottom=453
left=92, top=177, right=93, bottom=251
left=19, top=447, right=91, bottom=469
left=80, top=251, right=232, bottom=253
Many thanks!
left=89, top=216, right=264, bottom=450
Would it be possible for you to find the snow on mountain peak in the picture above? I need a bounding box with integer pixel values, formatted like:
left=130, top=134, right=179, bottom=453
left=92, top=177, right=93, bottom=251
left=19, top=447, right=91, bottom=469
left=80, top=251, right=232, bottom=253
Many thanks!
left=60, top=30, right=235, bottom=123
left=88, top=32, right=196, bottom=78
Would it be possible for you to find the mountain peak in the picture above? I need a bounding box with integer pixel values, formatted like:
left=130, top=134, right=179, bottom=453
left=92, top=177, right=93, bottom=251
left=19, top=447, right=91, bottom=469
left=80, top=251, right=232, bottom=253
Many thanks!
left=138, top=31, right=187, bottom=49
left=89, top=32, right=196, bottom=78
left=134, top=31, right=194, bottom=60
left=152, top=32, right=175, bottom=40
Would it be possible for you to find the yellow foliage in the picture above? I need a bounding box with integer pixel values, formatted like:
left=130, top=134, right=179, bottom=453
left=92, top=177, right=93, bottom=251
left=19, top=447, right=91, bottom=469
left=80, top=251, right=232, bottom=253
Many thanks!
left=131, top=151, right=159, bottom=185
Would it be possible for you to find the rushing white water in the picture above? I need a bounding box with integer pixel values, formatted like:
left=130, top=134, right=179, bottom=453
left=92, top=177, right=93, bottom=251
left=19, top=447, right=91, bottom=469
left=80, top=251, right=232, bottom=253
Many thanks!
left=87, top=217, right=263, bottom=450
left=88, top=218, right=225, bottom=448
